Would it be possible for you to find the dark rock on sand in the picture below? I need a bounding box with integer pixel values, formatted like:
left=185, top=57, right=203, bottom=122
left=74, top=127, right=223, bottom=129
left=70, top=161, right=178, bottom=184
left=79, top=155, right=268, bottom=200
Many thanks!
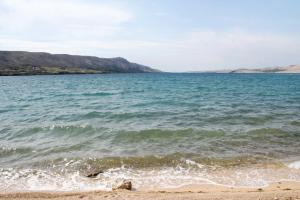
left=86, top=170, right=104, bottom=178
left=113, top=180, right=132, bottom=191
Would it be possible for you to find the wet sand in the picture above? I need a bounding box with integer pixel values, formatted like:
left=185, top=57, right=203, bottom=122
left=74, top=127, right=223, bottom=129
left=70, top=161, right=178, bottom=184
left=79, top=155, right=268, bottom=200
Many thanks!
left=1, top=181, right=300, bottom=200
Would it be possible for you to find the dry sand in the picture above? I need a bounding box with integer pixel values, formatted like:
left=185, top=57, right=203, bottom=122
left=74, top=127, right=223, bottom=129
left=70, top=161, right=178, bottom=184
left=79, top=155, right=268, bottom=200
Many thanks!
left=1, top=181, right=300, bottom=200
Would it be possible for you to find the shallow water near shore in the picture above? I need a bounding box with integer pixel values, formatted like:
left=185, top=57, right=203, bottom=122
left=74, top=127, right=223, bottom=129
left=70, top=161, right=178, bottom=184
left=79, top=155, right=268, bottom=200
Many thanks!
left=0, top=73, right=300, bottom=191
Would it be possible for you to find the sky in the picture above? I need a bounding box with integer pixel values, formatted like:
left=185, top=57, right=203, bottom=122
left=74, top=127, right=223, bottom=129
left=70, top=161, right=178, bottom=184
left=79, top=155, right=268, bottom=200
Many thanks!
left=0, top=0, right=300, bottom=72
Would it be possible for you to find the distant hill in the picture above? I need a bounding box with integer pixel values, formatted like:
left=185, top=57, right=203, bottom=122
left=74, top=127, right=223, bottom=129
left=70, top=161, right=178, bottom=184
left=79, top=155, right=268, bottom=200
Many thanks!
left=189, top=65, right=300, bottom=73
left=227, top=65, right=300, bottom=73
left=0, top=51, right=159, bottom=75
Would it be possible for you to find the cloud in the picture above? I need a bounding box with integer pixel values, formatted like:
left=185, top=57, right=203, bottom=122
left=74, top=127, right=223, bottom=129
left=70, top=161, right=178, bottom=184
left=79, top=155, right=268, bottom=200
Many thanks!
left=1, top=29, right=300, bottom=72
left=0, top=1, right=299, bottom=71
left=0, top=0, right=133, bottom=40
left=154, top=11, right=168, bottom=17
left=130, top=30, right=300, bottom=71
left=0, top=37, right=160, bottom=55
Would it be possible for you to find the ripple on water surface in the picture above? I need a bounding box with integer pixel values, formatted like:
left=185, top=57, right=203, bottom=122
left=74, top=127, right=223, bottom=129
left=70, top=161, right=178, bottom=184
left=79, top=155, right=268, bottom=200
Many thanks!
left=0, top=73, right=300, bottom=191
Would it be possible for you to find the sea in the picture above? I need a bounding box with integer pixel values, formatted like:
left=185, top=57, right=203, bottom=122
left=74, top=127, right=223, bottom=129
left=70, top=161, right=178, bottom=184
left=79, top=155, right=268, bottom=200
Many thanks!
left=0, top=73, right=300, bottom=191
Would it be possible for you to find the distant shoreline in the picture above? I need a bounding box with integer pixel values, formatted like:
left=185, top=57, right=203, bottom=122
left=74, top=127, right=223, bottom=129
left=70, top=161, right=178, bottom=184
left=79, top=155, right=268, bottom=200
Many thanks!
left=1, top=71, right=300, bottom=76
left=188, top=64, right=300, bottom=74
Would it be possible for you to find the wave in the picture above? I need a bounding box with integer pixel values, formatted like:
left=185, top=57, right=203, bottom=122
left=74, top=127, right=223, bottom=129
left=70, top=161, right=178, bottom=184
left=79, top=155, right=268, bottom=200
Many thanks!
left=291, top=121, right=300, bottom=126
left=5, top=127, right=300, bottom=159
left=247, top=128, right=298, bottom=140
left=5, top=124, right=100, bottom=143
left=112, top=129, right=225, bottom=144
left=0, top=146, right=33, bottom=157
left=3, top=127, right=300, bottom=172
left=0, top=109, right=11, bottom=114
left=205, top=114, right=275, bottom=125
left=26, top=153, right=284, bottom=172
left=109, top=111, right=177, bottom=121
left=288, top=161, right=300, bottom=169
left=52, top=91, right=117, bottom=98
left=1, top=156, right=300, bottom=192
left=82, top=92, right=117, bottom=97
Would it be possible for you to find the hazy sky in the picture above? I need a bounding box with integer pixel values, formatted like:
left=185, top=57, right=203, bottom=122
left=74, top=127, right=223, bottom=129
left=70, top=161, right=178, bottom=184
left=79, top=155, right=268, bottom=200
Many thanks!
left=1, top=0, right=300, bottom=71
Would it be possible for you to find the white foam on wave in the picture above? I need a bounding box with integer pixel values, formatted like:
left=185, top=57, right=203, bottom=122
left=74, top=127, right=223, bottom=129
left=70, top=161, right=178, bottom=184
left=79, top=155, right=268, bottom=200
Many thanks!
left=185, top=159, right=204, bottom=168
left=1, top=146, right=16, bottom=150
left=48, top=123, right=90, bottom=130
left=288, top=161, right=300, bottom=169
left=2, top=163, right=300, bottom=192
left=0, top=165, right=224, bottom=192
left=0, top=168, right=109, bottom=192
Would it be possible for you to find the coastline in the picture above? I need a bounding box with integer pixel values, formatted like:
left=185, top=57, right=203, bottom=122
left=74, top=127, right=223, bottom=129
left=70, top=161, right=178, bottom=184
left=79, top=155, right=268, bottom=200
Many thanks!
left=1, top=181, right=300, bottom=200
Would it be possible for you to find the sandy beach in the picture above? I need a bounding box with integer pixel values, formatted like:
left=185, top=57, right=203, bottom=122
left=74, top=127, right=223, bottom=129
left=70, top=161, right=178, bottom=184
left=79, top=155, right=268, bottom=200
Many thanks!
left=1, top=181, right=300, bottom=200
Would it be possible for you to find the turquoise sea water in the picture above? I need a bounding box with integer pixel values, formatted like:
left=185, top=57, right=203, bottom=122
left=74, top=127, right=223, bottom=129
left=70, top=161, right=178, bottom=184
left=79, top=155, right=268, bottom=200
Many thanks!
left=1, top=73, right=300, bottom=191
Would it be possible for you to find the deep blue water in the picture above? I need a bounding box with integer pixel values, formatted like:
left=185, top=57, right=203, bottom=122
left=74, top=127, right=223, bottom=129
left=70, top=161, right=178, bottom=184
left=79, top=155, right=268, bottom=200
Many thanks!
left=0, top=73, right=300, bottom=191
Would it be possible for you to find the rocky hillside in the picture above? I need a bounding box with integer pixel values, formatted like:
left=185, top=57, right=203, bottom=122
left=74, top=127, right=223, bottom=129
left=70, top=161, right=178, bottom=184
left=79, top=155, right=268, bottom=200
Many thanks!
left=0, top=51, right=159, bottom=75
